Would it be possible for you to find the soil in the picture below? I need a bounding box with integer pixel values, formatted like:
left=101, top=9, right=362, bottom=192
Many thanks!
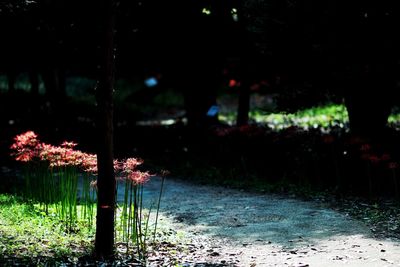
left=132, top=177, right=400, bottom=266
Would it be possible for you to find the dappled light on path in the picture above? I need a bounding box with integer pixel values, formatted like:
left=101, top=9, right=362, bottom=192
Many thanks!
left=126, top=178, right=400, bottom=266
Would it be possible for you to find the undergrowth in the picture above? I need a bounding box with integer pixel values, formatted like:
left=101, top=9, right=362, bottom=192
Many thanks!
left=0, top=194, right=94, bottom=266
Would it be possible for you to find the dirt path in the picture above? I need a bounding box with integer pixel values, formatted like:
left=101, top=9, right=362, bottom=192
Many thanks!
left=118, top=178, right=400, bottom=266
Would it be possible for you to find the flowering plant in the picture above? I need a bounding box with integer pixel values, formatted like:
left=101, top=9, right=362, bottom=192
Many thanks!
left=10, top=131, right=165, bottom=259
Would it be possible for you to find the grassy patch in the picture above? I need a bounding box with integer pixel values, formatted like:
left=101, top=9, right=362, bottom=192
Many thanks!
left=0, top=194, right=94, bottom=266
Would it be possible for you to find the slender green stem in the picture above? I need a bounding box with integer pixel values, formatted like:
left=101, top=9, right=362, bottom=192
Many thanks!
left=392, top=169, right=399, bottom=199
left=153, top=176, right=165, bottom=242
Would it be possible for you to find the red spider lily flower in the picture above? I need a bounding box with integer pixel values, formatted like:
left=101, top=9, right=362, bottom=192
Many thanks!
left=41, top=141, right=86, bottom=167
left=90, top=180, right=98, bottom=189
left=10, top=131, right=39, bottom=149
left=239, top=125, right=252, bottom=133
left=229, top=79, right=238, bottom=88
left=214, top=127, right=232, bottom=137
left=63, top=149, right=85, bottom=166
left=82, top=153, right=98, bottom=174
left=360, top=144, right=371, bottom=152
left=15, top=151, right=36, bottom=162
left=361, top=153, right=371, bottom=161
left=127, top=171, right=151, bottom=185
left=250, top=83, right=260, bottom=91
left=123, top=158, right=143, bottom=172
left=13, top=143, right=43, bottom=162
left=39, top=143, right=54, bottom=159
left=160, top=169, right=170, bottom=177
left=39, top=144, right=69, bottom=167
left=10, top=131, right=42, bottom=162
left=113, top=159, right=123, bottom=172
left=322, top=135, right=335, bottom=144
left=368, top=155, right=380, bottom=164
left=347, top=136, right=364, bottom=145
left=388, top=162, right=399, bottom=169
left=60, top=141, right=78, bottom=149
left=114, top=160, right=125, bottom=181
left=39, top=144, right=61, bottom=164
left=381, top=154, right=391, bottom=161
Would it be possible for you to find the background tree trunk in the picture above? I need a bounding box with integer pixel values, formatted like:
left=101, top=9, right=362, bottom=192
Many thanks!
left=237, top=78, right=250, bottom=126
left=7, top=70, right=16, bottom=93
left=29, top=70, right=39, bottom=96
left=94, top=0, right=116, bottom=260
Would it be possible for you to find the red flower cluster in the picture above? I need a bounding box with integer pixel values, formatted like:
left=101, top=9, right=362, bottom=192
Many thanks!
left=81, top=153, right=98, bottom=174
left=358, top=143, right=397, bottom=168
left=322, top=134, right=335, bottom=144
left=10, top=131, right=41, bottom=162
left=121, top=157, right=151, bottom=185
left=40, top=143, right=87, bottom=168
left=389, top=162, right=399, bottom=169
left=10, top=131, right=154, bottom=184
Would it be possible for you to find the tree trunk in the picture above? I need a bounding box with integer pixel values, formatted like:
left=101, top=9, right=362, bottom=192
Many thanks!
left=7, top=70, right=16, bottom=93
left=344, top=69, right=393, bottom=140
left=236, top=2, right=253, bottom=127
left=42, top=68, right=65, bottom=99
left=237, top=78, right=250, bottom=126
left=30, top=70, right=39, bottom=96
left=94, top=0, right=116, bottom=260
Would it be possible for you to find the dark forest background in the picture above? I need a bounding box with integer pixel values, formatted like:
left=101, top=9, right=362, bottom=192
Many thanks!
left=1, top=0, right=400, bottom=197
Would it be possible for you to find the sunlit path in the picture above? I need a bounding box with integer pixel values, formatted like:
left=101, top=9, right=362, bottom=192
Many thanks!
left=128, top=178, right=400, bottom=266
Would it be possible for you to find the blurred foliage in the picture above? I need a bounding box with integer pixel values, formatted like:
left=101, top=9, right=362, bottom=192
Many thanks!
left=220, top=103, right=349, bottom=132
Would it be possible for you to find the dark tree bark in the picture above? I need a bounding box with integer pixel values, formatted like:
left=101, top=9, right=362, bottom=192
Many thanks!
left=344, top=70, right=394, bottom=140
left=29, top=70, right=39, bottom=96
left=42, top=68, right=65, bottom=99
left=237, top=77, right=250, bottom=126
left=333, top=1, right=398, bottom=140
left=94, top=0, right=116, bottom=260
left=236, top=2, right=252, bottom=127
left=7, top=71, right=16, bottom=93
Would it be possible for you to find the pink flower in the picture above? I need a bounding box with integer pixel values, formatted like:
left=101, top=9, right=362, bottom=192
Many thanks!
left=39, top=144, right=81, bottom=167
left=381, top=154, right=391, bottom=161
left=213, top=127, right=233, bottom=137
left=15, top=151, right=36, bottom=162
left=322, top=135, right=334, bottom=144
left=347, top=136, right=364, bottom=145
left=10, top=131, right=39, bottom=149
left=113, top=159, right=123, bottom=172
left=368, top=155, right=380, bottom=164
left=360, top=144, right=371, bottom=152
left=229, top=79, right=238, bottom=88
left=90, top=180, right=98, bottom=189
left=120, top=158, right=152, bottom=184
left=122, top=158, right=143, bottom=172
left=61, top=141, right=78, bottom=149
left=388, top=162, right=399, bottom=169
left=127, top=171, right=151, bottom=185
left=82, top=153, right=98, bottom=174
left=160, top=169, right=170, bottom=177
left=10, top=131, right=41, bottom=162
left=361, top=153, right=371, bottom=160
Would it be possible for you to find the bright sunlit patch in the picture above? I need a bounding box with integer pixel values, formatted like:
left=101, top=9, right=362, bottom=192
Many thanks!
left=202, top=8, right=211, bottom=15
left=136, top=118, right=187, bottom=126
left=144, top=77, right=158, bottom=87
left=231, top=8, right=239, bottom=22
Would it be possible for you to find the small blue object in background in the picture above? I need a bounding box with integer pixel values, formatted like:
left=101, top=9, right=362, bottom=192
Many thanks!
left=144, top=77, right=158, bottom=87
left=207, top=105, right=219, bottom=117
